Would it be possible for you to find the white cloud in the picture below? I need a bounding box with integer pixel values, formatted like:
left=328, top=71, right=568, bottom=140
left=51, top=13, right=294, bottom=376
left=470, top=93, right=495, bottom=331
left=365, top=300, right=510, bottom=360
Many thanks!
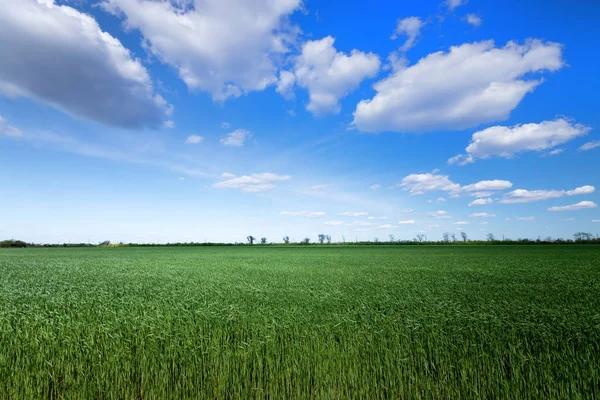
left=465, top=14, right=482, bottom=27
left=480, top=221, right=488, bottom=225
left=163, top=120, right=175, bottom=129
left=368, top=216, right=388, bottom=220
left=562, top=218, right=575, bottom=221
left=469, top=198, right=493, bottom=206
left=566, top=186, right=595, bottom=196
left=290, top=36, right=380, bottom=115
left=348, top=221, right=377, bottom=227
left=399, top=173, right=511, bottom=197
left=500, top=185, right=595, bottom=204
left=469, top=213, right=495, bottom=218
left=398, top=220, right=416, bottom=225
left=437, top=197, right=446, bottom=203
left=281, top=211, right=326, bottom=219
left=178, top=177, right=185, bottom=182
left=454, top=221, right=470, bottom=225
left=378, top=224, right=398, bottom=229
left=579, top=141, right=600, bottom=151
left=353, top=40, right=563, bottom=133
left=461, top=180, right=513, bottom=193
left=103, top=0, right=301, bottom=101
left=311, top=184, right=335, bottom=191
left=449, top=119, right=590, bottom=164
left=0, top=0, right=170, bottom=128
left=213, top=172, right=291, bottom=192
left=548, top=201, right=597, bottom=212
left=593, top=220, right=600, bottom=223
left=391, top=17, right=424, bottom=52
left=220, top=129, right=251, bottom=147
left=0, top=116, right=22, bottom=138
left=221, top=122, right=230, bottom=129
left=370, top=184, right=381, bottom=190
left=445, top=0, right=467, bottom=11
left=339, top=212, right=369, bottom=217
left=517, top=216, right=536, bottom=221
left=399, top=173, right=460, bottom=195
left=427, top=210, right=451, bottom=219
left=324, top=220, right=344, bottom=226
left=402, top=209, right=414, bottom=213
left=185, top=135, right=204, bottom=144
left=276, top=70, right=297, bottom=100
left=541, top=148, right=564, bottom=157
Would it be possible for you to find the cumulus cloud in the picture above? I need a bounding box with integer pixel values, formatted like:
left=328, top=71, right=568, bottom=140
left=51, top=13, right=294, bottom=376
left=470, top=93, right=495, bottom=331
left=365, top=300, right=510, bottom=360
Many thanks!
left=399, top=173, right=460, bottom=195
left=353, top=40, right=563, bottom=133
left=391, top=17, right=424, bottom=52
left=398, top=220, right=416, bottom=225
left=0, top=0, right=170, bottom=129
left=579, top=141, right=600, bottom=151
left=281, top=211, right=326, bottom=218
left=289, top=36, right=380, bottom=115
left=324, top=220, right=344, bottom=226
left=437, top=197, right=446, bottom=203
left=378, top=224, right=398, bottom=229
left=469, top=199, right=493, bottom=209
left=339, top=212, right=369, bottom=217
left=445, top=0, right=467, bottom=11
left=399, top=173, right=511, bottom=197
left=213, top=172, right=291, bottom=192
left=454, top=221, right=470, bottom=225
left=348, top=221, right=377, bottom=227
left=461, top=180, right=513, bottom=193
left=370, top=184, right=381, bottom=190
left=449, top=119, right=590, bottom=164
left=516, top=216, right=535, bottom=221
left=548, top=201, right=597, bottom=212
left=185, top=135, right=204, bottom=144
left=220, top=129, right=251, bottom=147
left=368, top=216, right=388, bottom=220
left=469, top=213, right=495, bottom=218
left=102, top=0, right=301, bottom=101
left=0, top=116, right=22, bottom=138
left=465, top=14, right=482, bottom=27
left=499, top=185, right=595, bottom=204
left=427, top=210, right=451, bottom=219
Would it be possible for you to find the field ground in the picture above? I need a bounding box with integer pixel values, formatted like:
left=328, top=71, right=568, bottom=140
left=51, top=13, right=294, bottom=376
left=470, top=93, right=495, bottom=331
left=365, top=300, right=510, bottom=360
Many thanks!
left=0, top=245, right=599, bottom=398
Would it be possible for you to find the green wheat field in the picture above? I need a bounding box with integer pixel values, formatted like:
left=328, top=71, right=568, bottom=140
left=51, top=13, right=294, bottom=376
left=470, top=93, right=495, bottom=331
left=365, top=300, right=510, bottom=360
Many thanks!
left=1, top=245, right=599, bottom=398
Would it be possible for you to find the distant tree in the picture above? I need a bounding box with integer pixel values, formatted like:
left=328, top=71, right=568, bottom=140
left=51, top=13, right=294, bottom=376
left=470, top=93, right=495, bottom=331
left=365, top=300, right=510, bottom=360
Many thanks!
left=461, top=232, right=468, bottom=242
left=99, top=240, right=111, bottom=246
left=318, top=234, right=326, bottom=244
left=301, top=237, right=310, bottom=245
left=389, top=234, right=395, bottom=243
left=260, top=237, right=267, bottom=244
left=487, top=233, right=495, bottom=242
left=451, top=233, right=457, bottom=242
left=325, top=235, right=332, bottom=244
left=341, top=235, right=346, bottom=244
left=247, top=236, right=255, bottom=245
left=415, top=234, right=426, bottom=243
left=283, top=236, right=290, bottom=244
left=374, top=237, right=379, bottom=243
left=544, top=236, right=553, bottom=243
left=574, top=232, right=593, bottom=241
left=443, top=232, right=450, bottom=243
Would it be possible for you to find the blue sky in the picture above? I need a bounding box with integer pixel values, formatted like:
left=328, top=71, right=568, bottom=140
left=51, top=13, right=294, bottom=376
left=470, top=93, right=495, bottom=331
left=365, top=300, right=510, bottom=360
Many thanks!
left=1, top=0, right=599, bottom=244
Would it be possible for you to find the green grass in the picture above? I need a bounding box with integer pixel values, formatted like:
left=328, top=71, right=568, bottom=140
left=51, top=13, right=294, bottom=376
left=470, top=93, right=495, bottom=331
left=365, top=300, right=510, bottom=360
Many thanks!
left=0, top=246, right=599, bottom=399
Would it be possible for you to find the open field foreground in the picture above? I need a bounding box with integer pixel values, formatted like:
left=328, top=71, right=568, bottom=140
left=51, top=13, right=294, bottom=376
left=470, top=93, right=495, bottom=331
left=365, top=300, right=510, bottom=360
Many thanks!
left=1, top=246, right=599, bottom=399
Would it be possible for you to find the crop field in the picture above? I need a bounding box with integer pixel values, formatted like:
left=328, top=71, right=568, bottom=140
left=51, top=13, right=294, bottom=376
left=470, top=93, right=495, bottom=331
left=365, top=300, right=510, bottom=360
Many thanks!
left=0, top=245, right=599, bottom=399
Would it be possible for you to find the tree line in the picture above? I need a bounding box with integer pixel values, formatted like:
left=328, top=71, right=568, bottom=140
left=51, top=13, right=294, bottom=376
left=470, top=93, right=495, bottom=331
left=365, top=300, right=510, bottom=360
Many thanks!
left=2, top=232, right=599, bottom=248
